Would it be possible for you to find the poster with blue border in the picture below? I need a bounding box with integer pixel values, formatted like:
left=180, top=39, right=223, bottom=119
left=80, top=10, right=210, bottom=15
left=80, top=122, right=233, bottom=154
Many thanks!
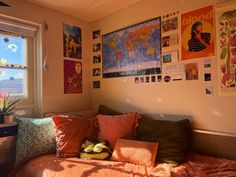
left=102, top=17, right=161, bottom=78
left=63, top=23, right=82, bottom=59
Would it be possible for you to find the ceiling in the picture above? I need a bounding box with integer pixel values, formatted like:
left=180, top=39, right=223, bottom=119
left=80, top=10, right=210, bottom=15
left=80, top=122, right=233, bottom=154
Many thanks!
left=24, top=0, right=143, bottom=22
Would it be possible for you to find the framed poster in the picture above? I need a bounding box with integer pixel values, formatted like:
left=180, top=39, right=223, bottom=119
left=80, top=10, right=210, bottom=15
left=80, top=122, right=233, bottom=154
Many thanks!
left=63, top=24, right=82, bottom=59
left=93, top=55, right=101, bottom=64
left=181, top=6, right=214, bottom=60
left=102, top=17, right=161, bottom=78
left=216, top=4, right=236, bottom=96
left=93, top=81, right=100, bottom=89
left=64, top=60, right=82, bottom=94
left=93, top=30, right=101, bottom=39
left=93, top=43, right=101, bottom=52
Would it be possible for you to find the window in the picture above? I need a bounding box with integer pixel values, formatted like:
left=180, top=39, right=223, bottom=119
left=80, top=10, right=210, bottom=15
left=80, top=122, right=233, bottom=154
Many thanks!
left=0, top=17, right=41, bottom=116
left=0, top=34, right=28, bottom=97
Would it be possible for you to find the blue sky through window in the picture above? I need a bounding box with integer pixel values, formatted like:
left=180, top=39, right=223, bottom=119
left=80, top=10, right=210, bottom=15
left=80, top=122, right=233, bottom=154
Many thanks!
left=0, top=34, right=26, bottom=95
left=0, top=35, right=25, bottom=82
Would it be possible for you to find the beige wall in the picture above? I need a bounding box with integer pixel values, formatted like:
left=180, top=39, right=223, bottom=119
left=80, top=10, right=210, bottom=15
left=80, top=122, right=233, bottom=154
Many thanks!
left=1, top=0, right=235, bottom=134
left=0, top=0, right=92, bottom=114
left=92, top=0, right=236, bottom=134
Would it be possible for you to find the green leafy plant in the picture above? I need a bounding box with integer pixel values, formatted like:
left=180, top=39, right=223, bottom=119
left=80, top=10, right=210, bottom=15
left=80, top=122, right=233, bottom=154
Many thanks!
left=0, top=93, right=22, bottom=115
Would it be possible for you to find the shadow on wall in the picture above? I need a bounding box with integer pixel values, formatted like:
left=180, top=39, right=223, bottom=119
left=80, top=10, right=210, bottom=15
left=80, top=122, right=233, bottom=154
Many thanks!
left=96, top=99, right=193, bottom=122
left=97, top=104, right=236, bottom=161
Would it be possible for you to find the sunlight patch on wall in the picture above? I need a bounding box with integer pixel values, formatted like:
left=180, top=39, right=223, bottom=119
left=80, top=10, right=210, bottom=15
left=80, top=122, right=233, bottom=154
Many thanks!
left=156, top=97, right=163, bottom=103
left=212, top=110, right=222, bottom=117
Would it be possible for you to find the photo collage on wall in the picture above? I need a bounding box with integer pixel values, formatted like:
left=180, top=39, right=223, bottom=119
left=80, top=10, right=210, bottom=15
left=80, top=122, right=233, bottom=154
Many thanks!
left=92, top=30, right=101, bottom=89
left=132, top=5, right=215, bottom=95
left=161, top=11, right=184, bottom=82
left=97, top=3, right=235, bottom=96
left=63, top=23, right=82, bottom=94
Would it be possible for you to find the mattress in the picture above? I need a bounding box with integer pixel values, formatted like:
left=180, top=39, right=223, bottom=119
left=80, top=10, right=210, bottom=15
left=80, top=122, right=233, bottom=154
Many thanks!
left=13, top=153, right=236, bottom=177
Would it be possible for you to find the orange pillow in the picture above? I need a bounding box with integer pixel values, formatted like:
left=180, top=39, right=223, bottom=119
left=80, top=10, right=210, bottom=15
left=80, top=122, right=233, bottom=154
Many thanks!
left=52, top=116, right=90, bottom=157
left=111, top=139, right=158, bottom=167
left=96, top=112, right=139, bottom=148
left=86, top=118, right=97, bottom=141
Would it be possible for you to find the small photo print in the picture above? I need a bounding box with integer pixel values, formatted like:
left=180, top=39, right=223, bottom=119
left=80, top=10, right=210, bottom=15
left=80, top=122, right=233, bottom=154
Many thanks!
left=134, top=77, right=139, bottom=83
left=157, top=75, right=162, bottom=82
left=169, top=34, right=178, bottom=46
left=93, top=81, right=100, bottom=89
left=93, top=55, right=101, bottom=63
left=163, top=53, right=172, bottom=63
left=145, top=76, right=150, bottom=83
left=93, top=30, right=101, bottom=39
left=93, top=43, right=101, bottom=52
left=186, top=63, right=198, bottom=80
left=140, top=77, right=144, bottom=83
left=162, top=16, right=178, bottom=33
left=93, top=68, right=101, bottom=76
left=204, top=58, right=211, bottom=68
left=205, top=86, right=213, bottom=95
left=151, top=75, right=156, bottom=82
left=162, top=36, right=170, bottom=48
left=162, top=34, right=178, bottom=48
left=204, top=73, right=211, bottom=81
left=163, top=50, right=179, bottom=63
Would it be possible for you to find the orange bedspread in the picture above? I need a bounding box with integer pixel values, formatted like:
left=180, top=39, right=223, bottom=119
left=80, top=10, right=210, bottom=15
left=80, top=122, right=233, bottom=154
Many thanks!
left=13, top=153, right=236, bottom=177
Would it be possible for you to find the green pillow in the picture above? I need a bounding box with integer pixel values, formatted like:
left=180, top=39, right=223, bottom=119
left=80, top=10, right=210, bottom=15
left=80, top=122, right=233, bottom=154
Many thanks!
left=137, top=118, right=191, bottom=166
left=98, top=105, right=121, bottom=115
left=15, top=117, right=56, bottom=166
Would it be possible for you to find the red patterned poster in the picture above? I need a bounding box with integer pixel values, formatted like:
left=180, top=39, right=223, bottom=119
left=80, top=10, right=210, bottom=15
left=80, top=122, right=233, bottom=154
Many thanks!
left=181, top=6, right=214, bottom=60
left=64, top=60, right=82, bottom=94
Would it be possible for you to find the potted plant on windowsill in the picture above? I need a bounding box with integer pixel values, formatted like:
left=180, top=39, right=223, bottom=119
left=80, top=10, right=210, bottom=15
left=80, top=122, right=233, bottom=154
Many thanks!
left=0, top=93, right=22, bottom=124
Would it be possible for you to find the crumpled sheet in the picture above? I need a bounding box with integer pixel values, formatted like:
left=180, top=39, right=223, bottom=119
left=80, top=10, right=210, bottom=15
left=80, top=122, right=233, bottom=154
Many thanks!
left=12, top=153, right=236, bottom=177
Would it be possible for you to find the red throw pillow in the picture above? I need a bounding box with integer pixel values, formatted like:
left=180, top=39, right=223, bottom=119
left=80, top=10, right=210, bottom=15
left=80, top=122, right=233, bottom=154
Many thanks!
left=86, top=118, right=97, bottom=141
left=111, top=139, right=158, bottom=167
left=96, top=112, right=139, bottom=148
left=52, top=116, right=90, bottom=157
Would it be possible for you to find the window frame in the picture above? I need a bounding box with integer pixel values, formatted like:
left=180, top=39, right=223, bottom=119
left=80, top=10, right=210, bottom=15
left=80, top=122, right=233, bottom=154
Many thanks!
left=0, top=15, right=43, bottom=117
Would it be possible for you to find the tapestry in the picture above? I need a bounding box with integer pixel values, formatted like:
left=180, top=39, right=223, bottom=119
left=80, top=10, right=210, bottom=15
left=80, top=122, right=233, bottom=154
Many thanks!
left=216, top=4, right=236, bottom=96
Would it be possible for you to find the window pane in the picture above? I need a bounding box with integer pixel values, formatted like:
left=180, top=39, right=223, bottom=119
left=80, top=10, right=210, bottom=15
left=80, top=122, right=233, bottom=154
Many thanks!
left=0, top=34, right=26, bottom=66
left=0, top=68, right=26, bottom=95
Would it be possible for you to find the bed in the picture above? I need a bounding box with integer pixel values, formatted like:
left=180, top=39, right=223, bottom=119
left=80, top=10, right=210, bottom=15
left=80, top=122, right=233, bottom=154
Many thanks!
left=12, top=152, right=236, bottom=177
left=10, top=107, right=236, bottom=177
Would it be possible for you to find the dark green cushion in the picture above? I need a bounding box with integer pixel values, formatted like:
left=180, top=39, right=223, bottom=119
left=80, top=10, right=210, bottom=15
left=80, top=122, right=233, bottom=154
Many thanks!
left=137, top=118, right=191, bottom=166
left=98, top=105, right=121, bottom=115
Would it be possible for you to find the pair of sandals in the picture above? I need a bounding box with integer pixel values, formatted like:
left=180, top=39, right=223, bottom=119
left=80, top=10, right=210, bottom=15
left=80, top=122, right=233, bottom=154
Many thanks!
left=80, top=140, right=111, bottom=160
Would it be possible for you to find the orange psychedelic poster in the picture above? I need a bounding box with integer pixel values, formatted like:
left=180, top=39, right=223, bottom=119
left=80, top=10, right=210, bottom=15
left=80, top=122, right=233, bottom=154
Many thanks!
left=181, top=5, right=214, bottom=60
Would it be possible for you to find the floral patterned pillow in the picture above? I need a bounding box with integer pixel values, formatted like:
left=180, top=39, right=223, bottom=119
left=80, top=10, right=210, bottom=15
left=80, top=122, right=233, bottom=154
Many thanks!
left=15, top=117, right=56, bottom=166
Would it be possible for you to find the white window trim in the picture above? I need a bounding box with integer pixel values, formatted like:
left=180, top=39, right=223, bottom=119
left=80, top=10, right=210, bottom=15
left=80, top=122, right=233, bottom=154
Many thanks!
left=0, top=14, right=43, bottom=117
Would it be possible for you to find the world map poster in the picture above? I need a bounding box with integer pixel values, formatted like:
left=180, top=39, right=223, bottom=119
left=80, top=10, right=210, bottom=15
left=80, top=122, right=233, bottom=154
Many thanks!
left=102, top=17, right=161, bottom=78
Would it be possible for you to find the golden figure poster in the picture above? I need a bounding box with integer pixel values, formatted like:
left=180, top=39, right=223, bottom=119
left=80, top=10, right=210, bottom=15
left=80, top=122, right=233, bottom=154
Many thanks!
left=181, top=6, right=214, bottom=60
left=63, top=24, right=82, bottom=59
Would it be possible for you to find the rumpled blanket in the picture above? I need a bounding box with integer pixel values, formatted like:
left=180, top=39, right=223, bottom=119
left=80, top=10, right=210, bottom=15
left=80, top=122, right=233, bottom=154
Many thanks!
left=11, top=153, right=236, bottom=177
